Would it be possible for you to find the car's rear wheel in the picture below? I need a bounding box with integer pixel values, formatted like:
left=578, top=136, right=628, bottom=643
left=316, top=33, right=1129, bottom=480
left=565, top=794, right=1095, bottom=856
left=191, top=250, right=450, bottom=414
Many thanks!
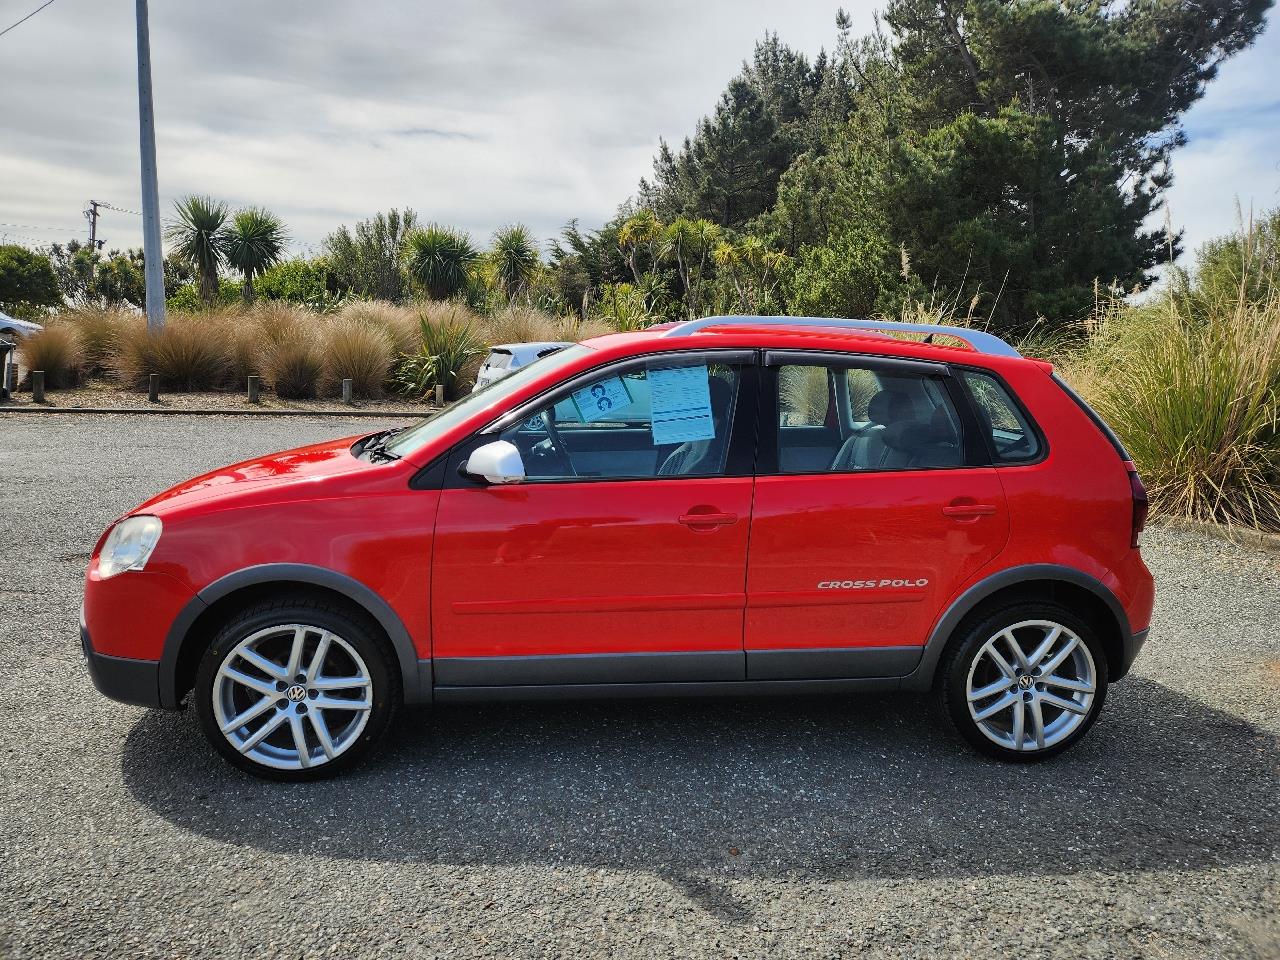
left=194, top=598, right=399, bottom=780
left=939, top=601, right=1109, bottom=761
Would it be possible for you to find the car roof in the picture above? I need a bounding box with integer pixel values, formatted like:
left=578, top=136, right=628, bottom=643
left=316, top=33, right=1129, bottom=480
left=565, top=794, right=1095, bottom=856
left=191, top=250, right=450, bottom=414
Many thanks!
left=579, top=319, right=1035, bottom=373
left=0, top=311, right=43, bottom=334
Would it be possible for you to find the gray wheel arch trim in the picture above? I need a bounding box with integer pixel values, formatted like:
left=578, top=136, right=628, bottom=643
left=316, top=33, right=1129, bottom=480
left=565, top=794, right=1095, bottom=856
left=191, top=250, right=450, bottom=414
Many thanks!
left=899, top=563, right=1134, bottom=691
left=158, top=563, right=430, bottom=709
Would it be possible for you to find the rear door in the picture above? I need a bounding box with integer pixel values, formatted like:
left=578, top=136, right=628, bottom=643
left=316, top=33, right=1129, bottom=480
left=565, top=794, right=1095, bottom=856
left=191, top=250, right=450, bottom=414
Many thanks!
left=431, top=350, right=759, bottom=687
left=745, top=351, right=1009, bottom=680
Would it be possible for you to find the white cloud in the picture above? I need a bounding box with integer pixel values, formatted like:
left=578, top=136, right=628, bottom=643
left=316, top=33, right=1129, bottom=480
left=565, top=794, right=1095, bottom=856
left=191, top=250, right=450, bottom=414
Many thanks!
left=0, top=0, right=850, bottom=253
left=1159, top=20, right=1280, bottom=263
left=1, top=0, right=1273, bottom=270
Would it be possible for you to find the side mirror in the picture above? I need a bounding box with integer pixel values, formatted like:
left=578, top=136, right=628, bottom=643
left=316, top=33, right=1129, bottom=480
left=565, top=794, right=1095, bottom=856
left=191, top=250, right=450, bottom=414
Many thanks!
left=463, top=440, right=526, bottom=484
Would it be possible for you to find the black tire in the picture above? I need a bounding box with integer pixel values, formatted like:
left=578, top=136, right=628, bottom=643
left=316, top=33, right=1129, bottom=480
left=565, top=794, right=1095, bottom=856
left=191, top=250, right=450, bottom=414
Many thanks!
left=937, top=600, right=1109, bottom=762
left=194, top=596, right=400, bottom=781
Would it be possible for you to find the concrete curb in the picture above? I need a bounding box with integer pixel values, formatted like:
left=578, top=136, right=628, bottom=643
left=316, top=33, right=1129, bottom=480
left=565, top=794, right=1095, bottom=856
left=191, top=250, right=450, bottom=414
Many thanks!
left=0, top=405, right=428, bottom=418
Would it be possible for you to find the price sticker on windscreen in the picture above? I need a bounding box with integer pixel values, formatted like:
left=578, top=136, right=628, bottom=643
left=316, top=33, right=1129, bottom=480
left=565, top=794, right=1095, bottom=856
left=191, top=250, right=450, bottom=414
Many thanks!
left=570, top=375, right=632, bottom=423
left=649, top=364, right=716, bottom=445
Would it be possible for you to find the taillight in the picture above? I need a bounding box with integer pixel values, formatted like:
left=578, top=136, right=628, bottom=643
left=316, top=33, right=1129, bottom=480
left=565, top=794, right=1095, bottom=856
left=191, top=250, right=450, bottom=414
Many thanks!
left=1125, top=460, right=1148, bottom=548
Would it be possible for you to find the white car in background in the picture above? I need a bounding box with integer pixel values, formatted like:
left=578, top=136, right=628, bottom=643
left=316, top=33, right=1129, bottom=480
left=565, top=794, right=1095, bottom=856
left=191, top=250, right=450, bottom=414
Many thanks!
left=0, top=311, right=43, bottom=341
left=472, top=341, right=572, bottom=392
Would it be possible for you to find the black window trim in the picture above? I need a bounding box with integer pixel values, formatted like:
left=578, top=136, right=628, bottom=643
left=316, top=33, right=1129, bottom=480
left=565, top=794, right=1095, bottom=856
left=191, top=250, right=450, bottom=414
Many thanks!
left=763, top=349, right=949, bottom=378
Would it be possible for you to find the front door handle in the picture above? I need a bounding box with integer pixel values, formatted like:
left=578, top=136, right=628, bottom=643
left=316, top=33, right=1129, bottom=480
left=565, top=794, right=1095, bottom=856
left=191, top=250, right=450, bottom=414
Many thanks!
left=678, top=510, right=738, bottom=529
left=942, top=502, right=998, bottom=519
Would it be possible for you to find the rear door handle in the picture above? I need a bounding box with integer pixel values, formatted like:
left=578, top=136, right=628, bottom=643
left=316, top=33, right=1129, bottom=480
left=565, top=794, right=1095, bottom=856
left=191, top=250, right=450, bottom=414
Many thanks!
left=678, top=511, right=738, bottom=528
left=942, top=503, right=998, bottom=518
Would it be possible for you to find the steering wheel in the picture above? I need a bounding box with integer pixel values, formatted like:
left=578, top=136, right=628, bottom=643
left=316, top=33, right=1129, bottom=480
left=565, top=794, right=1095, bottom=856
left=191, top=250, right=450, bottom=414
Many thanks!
left=517, top=411, right=577, bottom=478
left=541, top=411, right=578, bottom=477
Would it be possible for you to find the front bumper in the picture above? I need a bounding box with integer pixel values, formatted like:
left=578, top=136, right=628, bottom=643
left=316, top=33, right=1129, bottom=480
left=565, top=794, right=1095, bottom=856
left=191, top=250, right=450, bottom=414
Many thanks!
left=81, top=625, right=161, bottom=708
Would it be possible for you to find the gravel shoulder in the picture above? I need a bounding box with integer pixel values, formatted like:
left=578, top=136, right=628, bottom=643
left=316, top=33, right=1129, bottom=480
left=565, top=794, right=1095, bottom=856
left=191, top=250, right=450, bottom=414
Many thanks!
left=0, top=413, right=1276, bottom=959
left=0, top=380, right=436, bottom=414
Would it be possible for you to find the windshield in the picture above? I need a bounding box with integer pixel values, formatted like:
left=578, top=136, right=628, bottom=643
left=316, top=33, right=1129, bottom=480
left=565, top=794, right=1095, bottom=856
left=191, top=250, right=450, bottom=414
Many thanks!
left=382, top=343, right=594, bottom=458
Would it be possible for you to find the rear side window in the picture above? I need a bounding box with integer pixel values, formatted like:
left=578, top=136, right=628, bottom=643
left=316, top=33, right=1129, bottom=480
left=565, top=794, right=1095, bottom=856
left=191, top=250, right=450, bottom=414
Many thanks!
left=776, top=361, right=965, bottom=472
left=959, top=370, right=1041, bottom=463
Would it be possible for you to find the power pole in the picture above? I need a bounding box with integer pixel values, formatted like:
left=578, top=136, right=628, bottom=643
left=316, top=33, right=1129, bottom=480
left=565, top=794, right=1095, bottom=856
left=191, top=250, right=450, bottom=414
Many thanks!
left=135, top=0, right=166, bottom=330
left=84, top=200, right=102, bottom=249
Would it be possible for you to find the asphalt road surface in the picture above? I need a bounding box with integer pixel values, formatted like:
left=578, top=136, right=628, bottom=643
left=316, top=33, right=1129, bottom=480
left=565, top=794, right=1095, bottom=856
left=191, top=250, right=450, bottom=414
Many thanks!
left=1, top=413, right=1277, bottom=959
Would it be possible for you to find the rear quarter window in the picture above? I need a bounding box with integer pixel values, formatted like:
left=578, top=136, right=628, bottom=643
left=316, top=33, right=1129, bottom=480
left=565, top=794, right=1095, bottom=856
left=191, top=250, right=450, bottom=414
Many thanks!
left=959, top=369, right=1042, bottom=463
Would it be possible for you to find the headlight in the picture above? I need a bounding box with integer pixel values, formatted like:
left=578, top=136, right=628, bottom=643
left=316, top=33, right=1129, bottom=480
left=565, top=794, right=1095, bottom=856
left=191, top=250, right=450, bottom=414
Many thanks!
left=97, top=516, right=163, bottom=579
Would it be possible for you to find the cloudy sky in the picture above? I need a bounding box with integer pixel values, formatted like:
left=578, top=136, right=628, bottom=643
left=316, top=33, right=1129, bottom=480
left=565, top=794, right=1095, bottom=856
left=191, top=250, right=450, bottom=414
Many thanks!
left=1, top=0, right=1277, bottom=270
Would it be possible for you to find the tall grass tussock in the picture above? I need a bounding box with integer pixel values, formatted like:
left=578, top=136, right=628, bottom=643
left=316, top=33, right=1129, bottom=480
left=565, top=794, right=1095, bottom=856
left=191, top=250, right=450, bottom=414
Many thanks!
left=1068, top=287, right=1280, bottom=530
left=320, top=317, right=393, bottom=398
left=112, top=315, right=233, bottom=391
left=19, top=324, right=85, bottom=388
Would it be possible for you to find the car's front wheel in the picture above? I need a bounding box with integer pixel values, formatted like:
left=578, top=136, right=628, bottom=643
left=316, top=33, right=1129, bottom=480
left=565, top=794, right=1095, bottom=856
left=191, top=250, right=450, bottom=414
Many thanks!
left=194, top=598, right=399, bottom=780
left=939, top=601, right=1109, bottom=761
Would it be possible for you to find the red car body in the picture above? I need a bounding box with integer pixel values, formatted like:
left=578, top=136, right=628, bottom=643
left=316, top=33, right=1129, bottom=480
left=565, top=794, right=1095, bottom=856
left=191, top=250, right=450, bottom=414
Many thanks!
left=82, top=321, right=1154, bottom=716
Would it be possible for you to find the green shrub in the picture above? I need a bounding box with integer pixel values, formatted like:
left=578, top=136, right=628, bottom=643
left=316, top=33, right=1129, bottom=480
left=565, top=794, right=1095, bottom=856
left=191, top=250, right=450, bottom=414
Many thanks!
left=256, top=258, right=342, bottom=310
left=166, top=277, right=242, bottom=311
left=18, top=325, right=84, bottom=388
left=592, top=283, right=656, bottom=331
left=321, top=317, right=393, bottom=398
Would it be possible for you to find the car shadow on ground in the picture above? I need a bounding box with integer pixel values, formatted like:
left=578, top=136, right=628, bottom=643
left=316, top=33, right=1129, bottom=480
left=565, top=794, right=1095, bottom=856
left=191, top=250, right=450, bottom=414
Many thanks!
left=121, top=677, right=1278, bottom=920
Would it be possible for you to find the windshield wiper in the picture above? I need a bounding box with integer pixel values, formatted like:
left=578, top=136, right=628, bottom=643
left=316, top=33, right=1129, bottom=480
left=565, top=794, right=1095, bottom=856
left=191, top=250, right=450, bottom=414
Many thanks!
left=357, top=428, right=404, bottom=463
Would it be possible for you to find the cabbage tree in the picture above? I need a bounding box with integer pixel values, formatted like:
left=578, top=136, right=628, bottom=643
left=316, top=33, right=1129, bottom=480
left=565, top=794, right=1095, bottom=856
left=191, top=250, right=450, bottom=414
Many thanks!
left=225, top=208, right=289, bottom=303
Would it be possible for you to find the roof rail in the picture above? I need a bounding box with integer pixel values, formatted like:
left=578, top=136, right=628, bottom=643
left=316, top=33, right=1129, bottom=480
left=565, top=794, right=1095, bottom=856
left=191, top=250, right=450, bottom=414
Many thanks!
left=661, top=315, right=1021, bottom=358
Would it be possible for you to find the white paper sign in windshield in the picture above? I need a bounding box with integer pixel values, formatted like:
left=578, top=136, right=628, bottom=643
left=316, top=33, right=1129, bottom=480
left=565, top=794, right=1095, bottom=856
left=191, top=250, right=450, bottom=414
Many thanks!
left=649, top=364, right=716, bottom=445
left=570, top=375, right=632, bottom=423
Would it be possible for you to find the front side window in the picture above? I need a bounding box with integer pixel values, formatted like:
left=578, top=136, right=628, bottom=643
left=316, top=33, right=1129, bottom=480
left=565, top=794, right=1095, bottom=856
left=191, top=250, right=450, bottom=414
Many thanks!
left=498, top=359, right=744, bottom=480
left=776, top=362, right=964, bottom=472
left=384, top=344, right=593, bottom=458
left=959, top=370, right=1041, bottom=462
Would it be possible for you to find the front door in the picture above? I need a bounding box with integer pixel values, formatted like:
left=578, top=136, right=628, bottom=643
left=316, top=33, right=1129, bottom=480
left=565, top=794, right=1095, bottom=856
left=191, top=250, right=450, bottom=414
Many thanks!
left=745, top=353, right=1010, bottom=680
left=431, top=351, right=758, bottom=687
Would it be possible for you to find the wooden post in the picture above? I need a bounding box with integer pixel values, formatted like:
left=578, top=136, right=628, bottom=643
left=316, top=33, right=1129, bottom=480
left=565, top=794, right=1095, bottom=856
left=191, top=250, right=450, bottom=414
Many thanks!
left=434, top=384, right=445, bottom=406
left=342, top=378, right=353, bottom=405
left=148, top=373, right=159, bottom=402
left=247, top=375, right=260, bottom=404
left=32, top=370, right=45, bottom=404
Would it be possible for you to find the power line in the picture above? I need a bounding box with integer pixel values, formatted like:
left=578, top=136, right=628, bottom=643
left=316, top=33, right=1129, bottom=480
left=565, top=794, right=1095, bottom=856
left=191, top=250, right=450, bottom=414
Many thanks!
left=98, top=201, right=143, bottom=216
left=0, top=231, right=46, bottom=246
left=0, top=221, right=81, bottom=232
left=0, top=0, right=58, bottom=39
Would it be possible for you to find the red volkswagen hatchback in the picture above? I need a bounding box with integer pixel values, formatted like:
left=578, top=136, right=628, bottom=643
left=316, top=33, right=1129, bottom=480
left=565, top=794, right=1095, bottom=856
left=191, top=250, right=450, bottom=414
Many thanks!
left=82, top=316, right=1154, bottom=780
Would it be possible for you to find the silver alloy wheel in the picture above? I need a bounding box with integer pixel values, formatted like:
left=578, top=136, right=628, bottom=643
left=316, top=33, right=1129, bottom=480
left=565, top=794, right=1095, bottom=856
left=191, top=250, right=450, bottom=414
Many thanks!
left=212, top=623, right=373, bottom=771
left=965, top=619, right=1097, bottom=752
